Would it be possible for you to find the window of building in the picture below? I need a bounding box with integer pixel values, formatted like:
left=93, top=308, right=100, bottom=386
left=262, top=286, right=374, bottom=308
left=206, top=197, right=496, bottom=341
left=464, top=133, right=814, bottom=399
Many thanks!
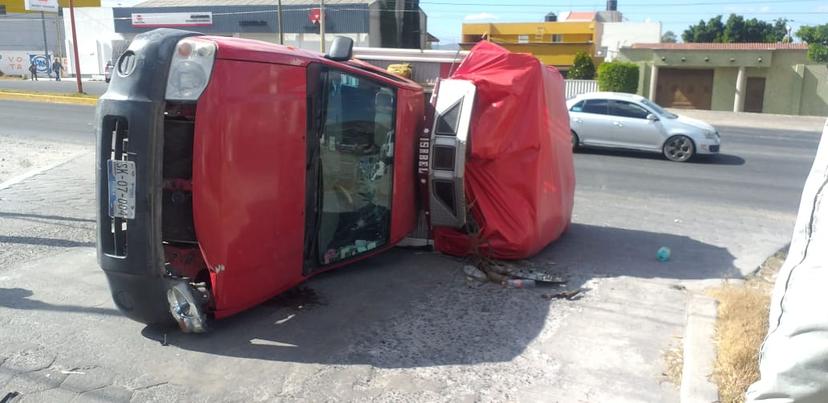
left=518, top=35, right=529, bottom=44
left=551, top=34, right=563, bottom=43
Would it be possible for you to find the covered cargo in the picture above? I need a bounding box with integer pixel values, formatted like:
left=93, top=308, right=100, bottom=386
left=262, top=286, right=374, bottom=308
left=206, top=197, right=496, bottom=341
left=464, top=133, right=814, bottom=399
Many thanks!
left=432, top=41, right=575, bottom=259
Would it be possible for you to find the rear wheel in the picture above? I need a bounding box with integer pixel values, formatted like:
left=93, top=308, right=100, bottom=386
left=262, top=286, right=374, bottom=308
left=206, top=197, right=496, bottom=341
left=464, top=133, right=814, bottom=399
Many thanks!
left=663, top=135, right=695, bottom=162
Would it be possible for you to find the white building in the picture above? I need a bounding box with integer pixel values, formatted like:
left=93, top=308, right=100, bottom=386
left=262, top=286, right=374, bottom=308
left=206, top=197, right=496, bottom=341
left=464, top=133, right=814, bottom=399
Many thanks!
left=62, top=7, right=125, bottom=77
left=599, top=21, right=661, bottom=61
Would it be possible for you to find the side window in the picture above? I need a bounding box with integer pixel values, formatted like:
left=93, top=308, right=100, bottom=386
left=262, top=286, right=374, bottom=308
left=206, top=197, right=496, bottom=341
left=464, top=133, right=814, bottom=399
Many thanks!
left=569, top=100, right=585, bottom=112
left=610, top=100, right=650, bottom=119
left=582, top=99, right=609, bottom=115
left=317, top=70, right=396, bottom=265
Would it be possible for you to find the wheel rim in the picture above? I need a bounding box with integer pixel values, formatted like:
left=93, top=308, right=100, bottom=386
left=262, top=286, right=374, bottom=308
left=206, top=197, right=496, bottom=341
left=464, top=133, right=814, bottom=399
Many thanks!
left=665, top=136, right=693, bottom=161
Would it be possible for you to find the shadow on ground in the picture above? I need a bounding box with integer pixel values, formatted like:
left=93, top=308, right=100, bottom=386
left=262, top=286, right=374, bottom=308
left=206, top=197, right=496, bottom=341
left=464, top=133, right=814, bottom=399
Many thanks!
left=143, top=223, right=736, bottom=368
left=0, top=287, right=119, bottom=316
left=576, top=147, right=745, bottom=166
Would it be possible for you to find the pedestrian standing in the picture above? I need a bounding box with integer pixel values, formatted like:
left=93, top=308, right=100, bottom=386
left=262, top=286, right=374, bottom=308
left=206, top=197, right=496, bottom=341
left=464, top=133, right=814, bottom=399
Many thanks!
left=51, top=59, right=63, bottom=81
left=28, top=62, right=38, bottom=81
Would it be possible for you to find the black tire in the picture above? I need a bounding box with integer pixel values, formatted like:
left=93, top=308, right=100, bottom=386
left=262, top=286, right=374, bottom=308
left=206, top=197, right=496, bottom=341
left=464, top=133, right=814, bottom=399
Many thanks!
left=571, top=131, right=580, bottom=151
left=663, top=135, right=695, bottom=162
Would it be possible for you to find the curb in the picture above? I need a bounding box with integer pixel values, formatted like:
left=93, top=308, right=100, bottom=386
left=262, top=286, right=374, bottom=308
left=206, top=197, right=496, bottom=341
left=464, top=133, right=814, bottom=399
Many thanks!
left=0, top=91, right=98, bottom=106
left=680, top=294, right=720, bottom=403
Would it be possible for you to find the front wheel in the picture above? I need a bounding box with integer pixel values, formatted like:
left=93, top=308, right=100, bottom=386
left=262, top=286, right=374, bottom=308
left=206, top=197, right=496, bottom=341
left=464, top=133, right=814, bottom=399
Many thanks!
left=663, top=135, right=695, bottom=162
left=571, top=131, right=580, bottom=151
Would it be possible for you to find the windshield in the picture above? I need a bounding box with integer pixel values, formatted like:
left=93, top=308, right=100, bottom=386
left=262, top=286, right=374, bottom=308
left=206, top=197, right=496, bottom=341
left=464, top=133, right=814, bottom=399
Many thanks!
left=641, top=99, right=678, bottom=119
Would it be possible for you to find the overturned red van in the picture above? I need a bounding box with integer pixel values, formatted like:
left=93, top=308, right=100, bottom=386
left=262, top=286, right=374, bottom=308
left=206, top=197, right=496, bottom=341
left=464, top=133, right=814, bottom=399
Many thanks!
left=96, top=29, right=573, bottom=333
left=97, top=29, right=422, bottom=332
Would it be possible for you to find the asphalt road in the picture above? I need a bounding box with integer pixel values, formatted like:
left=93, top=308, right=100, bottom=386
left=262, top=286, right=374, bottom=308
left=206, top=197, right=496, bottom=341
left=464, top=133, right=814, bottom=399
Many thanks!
left=0, top=100, right=95, bottom=144
left=0, top=78, right=109, bottom=96
left=1, top=100, right=820, bottom=213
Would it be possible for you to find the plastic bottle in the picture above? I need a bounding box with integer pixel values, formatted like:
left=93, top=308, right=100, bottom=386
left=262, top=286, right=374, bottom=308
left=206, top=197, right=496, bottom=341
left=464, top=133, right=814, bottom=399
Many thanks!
left=503, top=279, right=536, bottom=288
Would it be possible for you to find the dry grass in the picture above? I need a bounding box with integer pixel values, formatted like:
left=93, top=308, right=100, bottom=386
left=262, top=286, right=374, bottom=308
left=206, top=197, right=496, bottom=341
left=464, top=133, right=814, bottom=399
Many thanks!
left=707, top=249, right=786, bottom=403
left=663, top=340, right=684, bottom=386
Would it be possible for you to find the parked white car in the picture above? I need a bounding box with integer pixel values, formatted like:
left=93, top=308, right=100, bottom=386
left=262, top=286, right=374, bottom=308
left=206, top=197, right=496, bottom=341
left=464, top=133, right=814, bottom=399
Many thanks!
left=567, top=92, right=721, bottom=162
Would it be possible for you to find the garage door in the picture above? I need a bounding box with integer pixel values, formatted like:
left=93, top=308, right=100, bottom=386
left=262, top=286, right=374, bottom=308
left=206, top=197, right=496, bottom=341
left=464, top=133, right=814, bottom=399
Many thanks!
left=655, top=69, right=714, bottom=110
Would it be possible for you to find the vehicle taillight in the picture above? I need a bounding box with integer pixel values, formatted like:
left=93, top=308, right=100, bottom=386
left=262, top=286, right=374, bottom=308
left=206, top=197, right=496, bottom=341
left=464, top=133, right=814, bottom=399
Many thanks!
left=165, top=38, right=216, bottom=101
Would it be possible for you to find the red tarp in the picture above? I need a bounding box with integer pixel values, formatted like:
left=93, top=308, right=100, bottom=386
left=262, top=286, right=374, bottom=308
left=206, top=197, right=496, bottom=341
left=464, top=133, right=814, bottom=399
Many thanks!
left=432, top=41, right=575, bottom=259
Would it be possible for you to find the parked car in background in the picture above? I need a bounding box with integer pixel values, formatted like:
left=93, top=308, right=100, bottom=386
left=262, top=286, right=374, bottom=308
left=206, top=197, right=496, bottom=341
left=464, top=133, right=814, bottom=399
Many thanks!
left=104, top=61, right=113, bottom=83
left=567, top=92, right=721, bottom=162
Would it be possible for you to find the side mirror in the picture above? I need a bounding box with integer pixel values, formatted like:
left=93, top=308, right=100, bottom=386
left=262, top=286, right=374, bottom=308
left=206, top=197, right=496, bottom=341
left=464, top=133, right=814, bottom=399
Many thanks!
left=646, top=113, right=659, bottom=122
left=325, top=36, right=353, bottom=62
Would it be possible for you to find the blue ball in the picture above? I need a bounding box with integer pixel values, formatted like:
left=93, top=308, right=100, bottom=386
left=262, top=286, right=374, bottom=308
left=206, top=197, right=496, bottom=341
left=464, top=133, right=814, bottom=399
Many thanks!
left=657, top=246, right=671, bottom=262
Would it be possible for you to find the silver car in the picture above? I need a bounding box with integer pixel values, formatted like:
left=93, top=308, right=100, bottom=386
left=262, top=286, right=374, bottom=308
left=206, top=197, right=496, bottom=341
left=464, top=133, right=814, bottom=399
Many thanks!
left=567, top=92, right=721, bottom=162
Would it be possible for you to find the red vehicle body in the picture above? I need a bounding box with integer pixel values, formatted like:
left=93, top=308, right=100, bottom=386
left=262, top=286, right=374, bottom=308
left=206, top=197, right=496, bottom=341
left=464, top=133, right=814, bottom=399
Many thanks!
left=96, top=29, right=573, bottom=332
left=97, top=29, right=422, bottom=331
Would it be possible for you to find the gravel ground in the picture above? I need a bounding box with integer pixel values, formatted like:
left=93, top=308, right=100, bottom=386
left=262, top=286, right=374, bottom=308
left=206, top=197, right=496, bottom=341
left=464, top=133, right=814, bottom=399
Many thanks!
left=0, top=134, right=87, bottom=184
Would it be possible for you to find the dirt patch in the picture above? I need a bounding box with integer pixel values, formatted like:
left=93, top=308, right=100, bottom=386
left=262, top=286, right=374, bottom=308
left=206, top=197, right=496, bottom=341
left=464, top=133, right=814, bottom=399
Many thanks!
left=708, top=248, right=786, bottom=403
left=0, top=135, right=87, bottom=184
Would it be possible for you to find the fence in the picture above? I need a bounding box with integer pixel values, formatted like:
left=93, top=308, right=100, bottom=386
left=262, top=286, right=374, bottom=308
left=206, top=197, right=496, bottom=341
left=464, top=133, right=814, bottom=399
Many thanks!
left=564, top=79, right=598, bottom=98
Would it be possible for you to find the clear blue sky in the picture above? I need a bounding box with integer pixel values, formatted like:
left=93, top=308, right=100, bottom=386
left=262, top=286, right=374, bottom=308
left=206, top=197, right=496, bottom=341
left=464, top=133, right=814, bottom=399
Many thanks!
left=422, top=0, right=828, bottom=44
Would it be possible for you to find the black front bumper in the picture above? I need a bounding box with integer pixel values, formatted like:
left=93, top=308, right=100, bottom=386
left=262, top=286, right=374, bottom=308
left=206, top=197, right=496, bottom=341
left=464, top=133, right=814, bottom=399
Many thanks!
left=96, top=29, right=200, bottom=325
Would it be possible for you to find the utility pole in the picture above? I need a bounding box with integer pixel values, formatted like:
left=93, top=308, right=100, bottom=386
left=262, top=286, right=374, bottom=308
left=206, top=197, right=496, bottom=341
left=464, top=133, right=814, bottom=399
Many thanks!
left=69, top=0, right=83, bottom=93
left=277, top=0, right=284, bottom=44
left=40, top=11, right=49, bottom=74
left=319, top=0, right=325, bottom=53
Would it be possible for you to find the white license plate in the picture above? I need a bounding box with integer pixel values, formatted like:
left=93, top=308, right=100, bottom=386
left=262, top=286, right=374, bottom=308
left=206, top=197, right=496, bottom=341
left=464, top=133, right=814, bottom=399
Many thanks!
left=108, top=160, right=136, bottom=219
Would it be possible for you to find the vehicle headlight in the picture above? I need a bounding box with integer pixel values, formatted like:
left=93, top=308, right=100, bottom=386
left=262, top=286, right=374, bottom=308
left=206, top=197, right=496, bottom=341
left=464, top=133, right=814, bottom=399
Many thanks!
left=165, top=38, right=216, bottom=101
left=704, top=130, right=718, bottom=140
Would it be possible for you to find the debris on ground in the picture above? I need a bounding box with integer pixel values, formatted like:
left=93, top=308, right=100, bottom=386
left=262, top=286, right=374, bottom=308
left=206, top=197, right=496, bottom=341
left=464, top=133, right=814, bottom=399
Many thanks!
left=462, top=258, right=568, bottom=289
left=542, top=289, right=584, bottom=300
left=502, top=279, right=536, bottom=288
left=463, top=264, right=488, bottom=282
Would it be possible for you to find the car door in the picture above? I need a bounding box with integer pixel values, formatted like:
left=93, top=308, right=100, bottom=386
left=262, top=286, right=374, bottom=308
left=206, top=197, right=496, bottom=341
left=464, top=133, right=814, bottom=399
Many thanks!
left=570, top=98, right=615, bottom=146
left=607, top=100, right=664, bottom=150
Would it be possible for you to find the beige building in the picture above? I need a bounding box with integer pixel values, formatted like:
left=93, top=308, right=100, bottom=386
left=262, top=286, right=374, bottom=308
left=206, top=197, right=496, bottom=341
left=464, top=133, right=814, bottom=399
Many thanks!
left=619, top=43, right=828, bottom=116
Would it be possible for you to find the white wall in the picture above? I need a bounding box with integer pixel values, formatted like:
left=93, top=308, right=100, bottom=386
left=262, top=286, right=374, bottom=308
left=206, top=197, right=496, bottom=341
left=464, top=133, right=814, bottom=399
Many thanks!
left=62, top=7, right=123, bottom=76
left=238, top=33, right=370, bottom=53
left=599, top=22, right=661, bottom=61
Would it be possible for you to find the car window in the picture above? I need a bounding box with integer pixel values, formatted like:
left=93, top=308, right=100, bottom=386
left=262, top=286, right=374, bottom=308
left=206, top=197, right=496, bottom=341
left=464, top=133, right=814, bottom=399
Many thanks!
left=610, top=100, right=650, bottom=119
left=569, top=100, right=585, bottom=112
left=582, top=99, right=609, bottom=115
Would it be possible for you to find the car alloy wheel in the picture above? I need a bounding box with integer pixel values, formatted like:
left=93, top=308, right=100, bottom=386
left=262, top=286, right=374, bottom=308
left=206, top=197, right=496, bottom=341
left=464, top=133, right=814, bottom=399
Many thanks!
left=663, top=135, right=694, bottom=162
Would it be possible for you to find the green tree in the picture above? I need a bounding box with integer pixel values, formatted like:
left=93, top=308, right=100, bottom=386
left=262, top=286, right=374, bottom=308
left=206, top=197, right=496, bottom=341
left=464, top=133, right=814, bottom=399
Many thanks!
left=797, top=24, right=828, bottom=64
left=567, top=51, right=596, bottom=79
left=682, top=15, right=724, bottom=42
left=597, top=62, right=639, bottom=93
left=661, top=31, right=677, bottom=43
left=683, top=14, right=787, bottom=43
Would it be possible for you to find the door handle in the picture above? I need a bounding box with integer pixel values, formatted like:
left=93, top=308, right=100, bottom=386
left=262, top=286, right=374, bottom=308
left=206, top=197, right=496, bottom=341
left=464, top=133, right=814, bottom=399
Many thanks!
left=613, top=121, right=624, bottom=128
left=574, top=118, right=583, bottom=123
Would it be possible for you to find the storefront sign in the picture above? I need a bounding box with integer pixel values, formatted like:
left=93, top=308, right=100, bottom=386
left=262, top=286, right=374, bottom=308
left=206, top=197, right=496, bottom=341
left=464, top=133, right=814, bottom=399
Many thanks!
left=24, top=0, right=59, bottom=13
left=131, top=12, right=213, bottom=27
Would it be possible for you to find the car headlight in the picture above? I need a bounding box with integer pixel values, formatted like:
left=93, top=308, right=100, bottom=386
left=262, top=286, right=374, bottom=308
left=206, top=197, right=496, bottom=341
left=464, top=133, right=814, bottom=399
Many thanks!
left=704, top=130, right=718, bottom=140
left=165, top=38, right=216, bottom=101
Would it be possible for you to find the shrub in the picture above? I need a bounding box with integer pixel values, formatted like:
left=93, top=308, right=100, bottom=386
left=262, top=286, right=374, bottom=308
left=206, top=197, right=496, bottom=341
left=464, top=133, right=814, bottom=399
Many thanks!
left=567, top=51, right=596, bottom=79
left=597, top=62, right=639, bottom=93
